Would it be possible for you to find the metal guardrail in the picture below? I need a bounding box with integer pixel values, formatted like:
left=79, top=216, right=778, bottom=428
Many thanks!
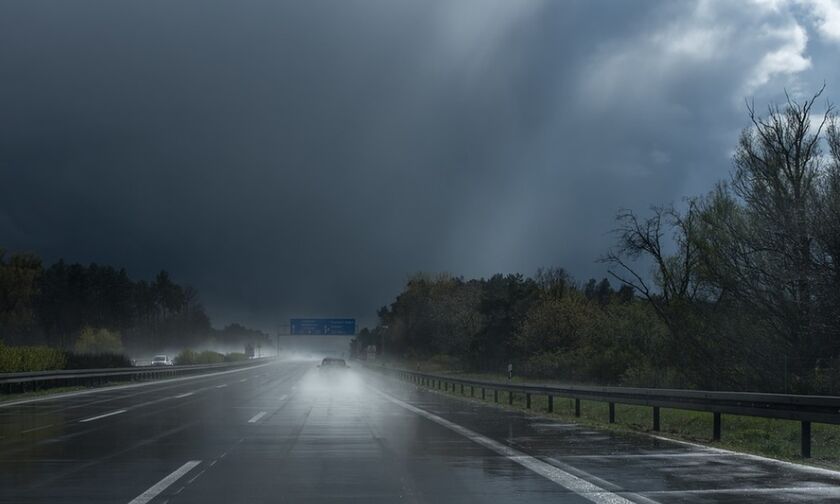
left=371, top=365, right=840, bottom=458
left=0, top=358, right=273, bottom=395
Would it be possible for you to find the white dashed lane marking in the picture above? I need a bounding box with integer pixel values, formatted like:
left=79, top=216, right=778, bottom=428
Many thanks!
left=127, top=460, right=202, bottom=504
left=79, top=409, right=127, bottom=423
left=248, top=411, right=268, bottom=423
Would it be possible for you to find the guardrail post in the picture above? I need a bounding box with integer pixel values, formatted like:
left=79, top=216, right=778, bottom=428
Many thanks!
left=493, top=389, right=498, bottom=402
left=575, top=398, right=580, bottom=417
left=802, top=421, right=811, bottom=458
left=713, top=412, right=721, bottom=441
left=548, top=395, right=553, bottom=413
left=481, top=388, right=485, bottom=400
left=470, top=386, right=474, bottom=397
left=608, top=402, right=615, bottom=423
left=509, top=391, right=514, bottom=405
left=653, top=407, right=660, bottom=431
left=460, top=383, right=464, bottom=395
left=526, top=393, right=531, bottom=409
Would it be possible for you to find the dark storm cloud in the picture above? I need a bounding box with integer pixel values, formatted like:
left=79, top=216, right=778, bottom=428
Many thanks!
left=1, top=0, right=838, bottom=329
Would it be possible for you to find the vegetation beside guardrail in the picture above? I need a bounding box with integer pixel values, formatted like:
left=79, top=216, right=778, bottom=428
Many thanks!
left=173, top=349, right=252, bottom=365
left=371, top=365, right=840, bottom=459
left=0, top=342, right=134, bottom=373
left=0, top=343, right=66, bottom=372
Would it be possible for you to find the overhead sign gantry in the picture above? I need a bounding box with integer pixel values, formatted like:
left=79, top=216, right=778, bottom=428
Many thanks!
left=289, top=318, right=356, bottom=335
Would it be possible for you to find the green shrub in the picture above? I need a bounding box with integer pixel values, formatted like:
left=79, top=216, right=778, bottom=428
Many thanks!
left=197, top=350, right=224, bottom=364
left=224, top=352, right=248, bottom=362
left=174, top=349, right=225, bottom=365
left=0, top=342, right=66, bottom=372
left=174, top=349, right=198, bottom=365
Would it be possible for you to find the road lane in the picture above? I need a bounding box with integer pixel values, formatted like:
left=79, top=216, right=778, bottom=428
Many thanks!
left=1, top=361, right=840, bottom=503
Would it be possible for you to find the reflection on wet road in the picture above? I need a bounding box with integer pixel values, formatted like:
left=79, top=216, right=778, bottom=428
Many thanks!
left=1, top=361, right=839, bottom=503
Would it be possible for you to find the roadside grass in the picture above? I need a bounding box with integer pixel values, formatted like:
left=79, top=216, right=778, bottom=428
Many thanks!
left=399, top=367, right=840, bottom=471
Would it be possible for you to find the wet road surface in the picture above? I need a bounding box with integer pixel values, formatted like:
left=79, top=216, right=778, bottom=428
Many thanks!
left=2, top=360, right=840, bottom=503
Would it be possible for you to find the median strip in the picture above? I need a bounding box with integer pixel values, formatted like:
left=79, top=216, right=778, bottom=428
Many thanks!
left=128, top=460, right=202, bottom=504
left=0, top=361, right=275, bottom=409
left=79, top=409, right=127, bottom=423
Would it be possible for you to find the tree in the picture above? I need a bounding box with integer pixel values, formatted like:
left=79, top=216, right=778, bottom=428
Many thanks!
left=74, top=327, right=124, bottom=354
left=515, top=293, right=599, bottom=357
left=469, top=274, right=539, bottom=370
left=0, top=249, right=43, bottom=343
left=603, top=204, right=707, bottom=331
left=695, top=88, right=836, bottom=375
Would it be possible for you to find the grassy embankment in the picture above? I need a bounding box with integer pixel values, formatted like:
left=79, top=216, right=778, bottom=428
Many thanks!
left=386, top=359, right=840, bottom=470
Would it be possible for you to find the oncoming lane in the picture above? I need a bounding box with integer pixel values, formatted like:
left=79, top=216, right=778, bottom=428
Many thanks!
left=0, top=361, right=309, bottom=503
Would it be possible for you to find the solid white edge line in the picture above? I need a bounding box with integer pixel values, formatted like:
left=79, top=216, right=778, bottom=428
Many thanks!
left=370, top=387, right=640, bottom=504
left=248, top=411, right=268, bottom=423
left=648, top=434, right=840, bottom=479
left=0, top=362, right=275, bottom=409
left=383, top=368, right=840, bottom=480
left=79, top=409, right=127, bottom=423
left=127, top=460, right=202, bottom=504
left=174, top=392, right=194, bottom=399
left=641, top=485, right=840, bottom=496
left=215, top=384, right=227, bottom=389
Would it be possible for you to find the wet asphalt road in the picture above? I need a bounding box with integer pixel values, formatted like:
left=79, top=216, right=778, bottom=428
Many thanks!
left=2, top=360, right=840, bottom=503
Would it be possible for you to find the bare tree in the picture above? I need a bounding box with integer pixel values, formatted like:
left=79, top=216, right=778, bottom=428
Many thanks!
left=602, top=204, right=705, bottom=331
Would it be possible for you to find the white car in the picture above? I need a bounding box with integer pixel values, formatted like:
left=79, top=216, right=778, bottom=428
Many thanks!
left=151, top=355, right=173, bottom=366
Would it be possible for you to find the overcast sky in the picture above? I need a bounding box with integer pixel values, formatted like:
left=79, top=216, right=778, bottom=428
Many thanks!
left=2, top=0, right=839, bottom=330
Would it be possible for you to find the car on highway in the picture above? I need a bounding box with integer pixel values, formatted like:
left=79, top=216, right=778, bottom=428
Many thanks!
left=151, top=355, right=173, bottom=366
left=318, top=357, right=348, bottom=375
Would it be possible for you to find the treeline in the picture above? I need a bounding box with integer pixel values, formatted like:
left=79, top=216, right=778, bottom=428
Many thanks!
left=0, top=254, right=270, bottom=354
left=352, top=271, right=670, bottom=387
left=357, top=88, right=840, bottom=394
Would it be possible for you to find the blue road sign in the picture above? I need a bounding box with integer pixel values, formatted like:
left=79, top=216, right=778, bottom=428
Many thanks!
left=290, top=318, right=356, bottom=335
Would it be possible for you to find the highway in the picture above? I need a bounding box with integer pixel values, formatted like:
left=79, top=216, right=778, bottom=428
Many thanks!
left=2, top=360, right=840, bottom=503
